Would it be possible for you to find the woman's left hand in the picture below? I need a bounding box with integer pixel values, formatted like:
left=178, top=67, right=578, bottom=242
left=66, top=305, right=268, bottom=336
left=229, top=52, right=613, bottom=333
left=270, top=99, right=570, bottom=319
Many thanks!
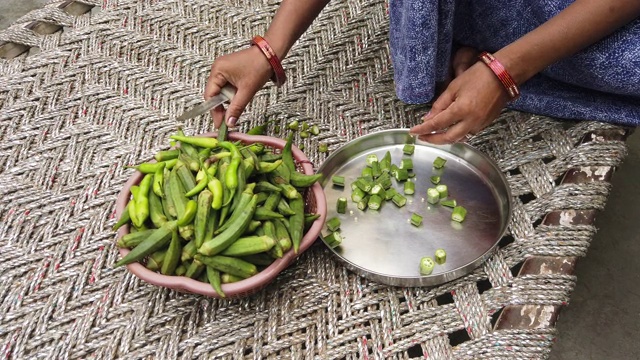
left=409, top=60, right=510, bottom=144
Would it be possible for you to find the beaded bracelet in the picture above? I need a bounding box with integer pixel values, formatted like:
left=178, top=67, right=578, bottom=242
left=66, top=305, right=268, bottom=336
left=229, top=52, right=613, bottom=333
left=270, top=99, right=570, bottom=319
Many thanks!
left=478, top=51, right=520, bottom=100
left=251, top=35, right=287, bottom=87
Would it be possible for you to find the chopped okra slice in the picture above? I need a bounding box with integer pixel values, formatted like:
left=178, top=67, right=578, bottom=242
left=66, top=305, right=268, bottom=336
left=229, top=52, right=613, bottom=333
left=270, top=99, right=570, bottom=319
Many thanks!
left=361, top=167, right=373, bottom=178
left=300, top=130, right=310, bottom=139
left=326, top=217, right=341, bottom=232
left=399, top=158, right=413, bottom=170
left=371, top=161, right=382, bottom=178
left=380, top=151, right=392, bottom=173
left=433, top=156, right=447, bottom=169
left=366, top=154, right=378, bottom=167
left=299, top=144, right=305, bottom=151
left=419, top=256, right=435, bottom=275
left=392, top=193, right=407, bottom=207
left=288, top=120, right=299, bottom=130
left=324, top=231, right=343, bottom=248
left=332, top=175, right=345, bottom=187
left=385, top=187, right=398, bottom=201
left=310, top=125, right=320, bottom=136
left=434, top=249, right=446, bottom=264
left=354, top=178, right=373, bottom=192
left=410, top=213, right=423, bottom=227
left=441, top=199, right=457, bottom=208
left=395, top=169, right=409, bottom=182
left=337, top=197, right=347, bottom=214
left=274, top=125, right=281, bottom=134
left=404, top=181, right=415, bottom=195
left=452, top=206, right=467, bottom=223
left=436, top=184, right=448, bottom=198
left=351, top=187, right=367, bottom=203
left=402, top=144, right=415, bottom=155
left=390, top=164, right=399, bottom=177
left=368, top=195, right=383, bottom=210
left=357, top=195, right=370, bottom=211
left=430, top=175, right=441, bottom=185
left=319, top=143, right=329, bottom=153
left=427, top=188, right=440, bottom=204
left=370, top=183, right=385, bottom=196
left=301, top=121, right=309, bottom=131
left=377, top=172, right=392, bottom=189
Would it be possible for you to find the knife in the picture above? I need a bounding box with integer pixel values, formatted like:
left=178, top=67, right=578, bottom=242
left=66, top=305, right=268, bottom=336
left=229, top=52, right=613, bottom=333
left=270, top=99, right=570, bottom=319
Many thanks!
left=176, top=85, right=237, bottom=122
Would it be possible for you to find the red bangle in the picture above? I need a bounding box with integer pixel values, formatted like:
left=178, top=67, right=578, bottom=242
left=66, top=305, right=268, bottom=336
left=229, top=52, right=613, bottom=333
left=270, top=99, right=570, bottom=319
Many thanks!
left=251, top=35, right=287, bottom=87
left=478, top=51, right=520, bottom=100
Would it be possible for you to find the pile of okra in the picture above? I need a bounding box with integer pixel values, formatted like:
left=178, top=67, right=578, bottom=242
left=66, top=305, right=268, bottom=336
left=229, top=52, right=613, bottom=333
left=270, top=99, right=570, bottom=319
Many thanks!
left=112, top=128, right=321, bottom=297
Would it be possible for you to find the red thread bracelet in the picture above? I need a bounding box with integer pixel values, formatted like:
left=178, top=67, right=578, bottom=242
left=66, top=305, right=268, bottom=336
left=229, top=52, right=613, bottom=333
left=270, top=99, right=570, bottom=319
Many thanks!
left=478, top=51, right=520, bottom=100
left=251, top=35, right=286, bottom=87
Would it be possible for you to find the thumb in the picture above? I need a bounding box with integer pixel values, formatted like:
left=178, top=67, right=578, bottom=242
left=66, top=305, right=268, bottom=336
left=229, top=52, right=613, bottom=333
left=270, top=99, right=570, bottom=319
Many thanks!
left=224, top=87, right=255, bottom=128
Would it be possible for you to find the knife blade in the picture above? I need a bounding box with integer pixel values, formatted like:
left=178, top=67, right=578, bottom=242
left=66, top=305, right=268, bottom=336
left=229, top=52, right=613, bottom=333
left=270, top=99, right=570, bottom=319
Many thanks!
left=176, top=85, right=236, bottom=122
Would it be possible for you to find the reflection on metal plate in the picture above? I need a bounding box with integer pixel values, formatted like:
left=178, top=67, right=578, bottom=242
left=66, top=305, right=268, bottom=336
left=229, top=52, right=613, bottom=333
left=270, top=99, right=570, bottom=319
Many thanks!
left=318, top=129, right=512, bottom=287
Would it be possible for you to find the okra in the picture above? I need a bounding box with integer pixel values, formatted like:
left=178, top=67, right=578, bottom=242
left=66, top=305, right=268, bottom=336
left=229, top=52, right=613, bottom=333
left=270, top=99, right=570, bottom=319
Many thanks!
left=176, top=164, right=197, bottom=196
left=395, top=169, right=409, bottom=182
left=410, top=213, right=423, bottom=227
left=195, top=254, right=258, bottom=279
left=357, top=195, right=370, bottom=211
left=433, top=156, right=447, bottom=169
left=324, top=231, right=342, bottom=248
left=392, top=193, right=407, bottom=207
left=112, top=207, right=131, bottom=231
left=441, top=199, right=457, bottom=208
left=354, top=178, right=372, bottom=193
left=199, top=194, right=258, bottom=256
left=195, top=190, right=213, bottom=248
left=220, top=235, right=276, bottom=257
left=384, top=187, right=398, bottom=201
left=332, top=175, right=346, bottom=187
left=206, top=266, right=225, bottom=297
left=152, top=162, right=166, bottom=197
left=288, top=120, right=299, bottom=130
left=177, top=200, right=198, bottom=226
left=326, top=217, right=341, bottom=232
left=256, top=181, right=282, bottom=193
left=379, top=151, right=391, bottom=173
left=241, top=253, right=275, bottom=266
left=366, top=154, right=378, bottom=166
left=436, top=184, right=448, bottom=198
left=185, top=259, right=205, bottom=279
left=427, top=188, right=440, bottom=204
left=161, top=230, right=182, bottom=275
left=434, top=249, right=446, bottom=264
left=155, top=149, right=180, bottom=162
left=337, top=197, right=347, bottom=214
left=318, top=143, right=328, bottom=153
left=371, top=161, right=381, bottom=178
left=221, top=273, right=245, bottom=283
left=289, top=196, right=305, bottom=253
left=419, top=256, right=435, bottom=275
left=114, top=221, right=177, bottom=267
left=351, top=187, right=366, bottom=203
left=310, top=125, right=320, bottom=136
left=148, top=187, right=168, bottom=228
left=117, top=229, right=155, bottom=248
left=146, top=249, right=167, bottom=271
left=278, top=183, right=300, bottom=200
left=452, top=206, right=467, bottom=223
left=175, top=264, right=187, bottom=276
left=399, top=158, right=413, bottom=170
left=254, top=206, right=285, bottom=220
left=402, top=144, right=415, bottom=155
left=377, top=172, right=392, bottom=190
left=368, top=195, right=383, bottom=210
left=430, top=176, right=441, bottom=185
left=404, top=181, right=415, bottom=195
left=181, top=240, right=197, bottom=262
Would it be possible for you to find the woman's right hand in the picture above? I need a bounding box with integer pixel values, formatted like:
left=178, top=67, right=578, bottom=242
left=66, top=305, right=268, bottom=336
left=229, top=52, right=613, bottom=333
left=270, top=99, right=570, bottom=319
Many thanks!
left=205, top=46, right=274, bottom=129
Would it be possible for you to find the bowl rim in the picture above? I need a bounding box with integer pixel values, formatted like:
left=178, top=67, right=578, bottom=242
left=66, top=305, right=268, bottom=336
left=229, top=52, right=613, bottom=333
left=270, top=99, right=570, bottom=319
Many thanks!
left=115, top=131, right=327, bottom=298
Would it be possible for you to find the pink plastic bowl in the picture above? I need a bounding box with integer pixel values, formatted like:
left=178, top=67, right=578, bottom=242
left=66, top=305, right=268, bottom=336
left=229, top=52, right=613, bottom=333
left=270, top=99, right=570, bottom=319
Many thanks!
left=114, top=132, right=327, bottom=298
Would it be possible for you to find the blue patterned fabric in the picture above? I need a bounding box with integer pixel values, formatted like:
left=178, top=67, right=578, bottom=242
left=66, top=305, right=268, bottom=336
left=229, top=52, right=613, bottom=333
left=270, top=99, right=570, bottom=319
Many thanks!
left=388, top=0, right=640, bottom=126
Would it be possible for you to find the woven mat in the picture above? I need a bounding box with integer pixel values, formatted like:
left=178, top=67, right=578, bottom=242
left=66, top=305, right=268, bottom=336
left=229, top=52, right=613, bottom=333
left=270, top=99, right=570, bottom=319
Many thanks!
left=0, top=1, right=629, bottom=359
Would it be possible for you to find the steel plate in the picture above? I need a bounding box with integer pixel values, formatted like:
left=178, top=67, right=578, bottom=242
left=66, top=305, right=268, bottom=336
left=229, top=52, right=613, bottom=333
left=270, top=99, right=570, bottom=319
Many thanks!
left=317, top=129, right=512, bottom=287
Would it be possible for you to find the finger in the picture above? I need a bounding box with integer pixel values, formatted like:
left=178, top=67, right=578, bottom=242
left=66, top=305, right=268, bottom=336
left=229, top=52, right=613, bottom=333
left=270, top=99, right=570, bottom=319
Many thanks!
left=211, top=105, right=225, bottom=129
left=204, top=71, right=227, bottom=100
left=421, top=88, right=455, bottom=122
left=410, top=106, right=459, bottom=136
left=224, top=86, right=256, bottom=127
left=417, top=119, right=473, bottom=145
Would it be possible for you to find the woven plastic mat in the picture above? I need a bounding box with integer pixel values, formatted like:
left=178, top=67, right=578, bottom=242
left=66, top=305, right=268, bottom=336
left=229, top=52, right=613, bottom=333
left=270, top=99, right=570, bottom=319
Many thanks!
left=0, top=1, right=629, bottom=359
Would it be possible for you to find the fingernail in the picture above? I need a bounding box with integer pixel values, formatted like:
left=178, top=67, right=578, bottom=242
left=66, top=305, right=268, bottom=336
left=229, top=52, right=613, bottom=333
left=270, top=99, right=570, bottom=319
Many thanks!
left=226, top=117, right=237, bottom=127
left=422, top=111, right=432, bottom=120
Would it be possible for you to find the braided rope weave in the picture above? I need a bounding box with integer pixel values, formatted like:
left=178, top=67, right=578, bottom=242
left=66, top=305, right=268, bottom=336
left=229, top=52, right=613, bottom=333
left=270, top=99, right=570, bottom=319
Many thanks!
left=0, top=1, right=628, bottom=359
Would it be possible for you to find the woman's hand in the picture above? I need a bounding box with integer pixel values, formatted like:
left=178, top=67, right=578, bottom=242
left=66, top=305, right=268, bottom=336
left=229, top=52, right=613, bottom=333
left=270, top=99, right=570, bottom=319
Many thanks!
left=409, top=60, right=510, bottom=144
left=205, top=46, right=274, bottom=129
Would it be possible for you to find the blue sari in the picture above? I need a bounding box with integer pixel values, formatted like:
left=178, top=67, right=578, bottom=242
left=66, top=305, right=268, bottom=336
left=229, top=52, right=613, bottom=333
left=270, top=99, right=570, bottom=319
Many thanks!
left=389, top=0, right=640, bottom=126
